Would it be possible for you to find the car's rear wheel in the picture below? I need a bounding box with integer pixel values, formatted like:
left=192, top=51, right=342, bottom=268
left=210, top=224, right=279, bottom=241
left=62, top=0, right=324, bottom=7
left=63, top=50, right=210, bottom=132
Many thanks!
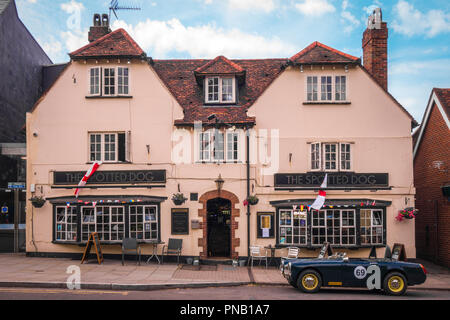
left=297, top=269, right=322, bottom=293
left=383, top=272, right=407, bottom=296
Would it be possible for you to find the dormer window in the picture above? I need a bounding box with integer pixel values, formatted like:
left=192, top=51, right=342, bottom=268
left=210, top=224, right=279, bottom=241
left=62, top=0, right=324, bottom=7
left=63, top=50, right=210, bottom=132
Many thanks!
left=205, top=77, right=236, bottom=104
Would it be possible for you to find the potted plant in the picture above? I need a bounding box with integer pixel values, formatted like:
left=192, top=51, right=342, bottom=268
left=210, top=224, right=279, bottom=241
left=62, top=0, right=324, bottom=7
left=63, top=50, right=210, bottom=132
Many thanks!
left=244, top=195, right=259, bottom=206
left=30, top=196, right=46, bottom=208
left=172, top=193, right=187, bottom=206
left=395, top=207, right=419, bottom=221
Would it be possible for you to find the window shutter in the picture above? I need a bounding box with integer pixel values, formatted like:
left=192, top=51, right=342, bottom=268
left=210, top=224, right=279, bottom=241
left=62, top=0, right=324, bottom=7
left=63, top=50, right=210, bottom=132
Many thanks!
left=118, top=133, right=126, bottom=162
left=126, top=131, right=131, bottom=162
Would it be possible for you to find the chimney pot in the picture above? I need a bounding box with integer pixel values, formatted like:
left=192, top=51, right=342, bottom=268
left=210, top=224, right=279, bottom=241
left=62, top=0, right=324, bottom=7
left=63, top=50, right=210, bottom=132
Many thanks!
left=362, top=8, right=388, bottom=91
left=88, top=13, right=111, bottom=43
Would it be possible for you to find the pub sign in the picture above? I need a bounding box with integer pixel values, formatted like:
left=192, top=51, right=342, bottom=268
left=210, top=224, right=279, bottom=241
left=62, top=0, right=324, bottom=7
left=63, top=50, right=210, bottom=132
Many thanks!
left=54, top=170, right=166, bottom=185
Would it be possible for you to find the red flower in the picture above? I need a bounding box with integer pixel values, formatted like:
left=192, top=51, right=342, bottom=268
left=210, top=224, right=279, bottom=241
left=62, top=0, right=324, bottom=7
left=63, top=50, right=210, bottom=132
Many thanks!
left=243, top=200, right=249, bottom=206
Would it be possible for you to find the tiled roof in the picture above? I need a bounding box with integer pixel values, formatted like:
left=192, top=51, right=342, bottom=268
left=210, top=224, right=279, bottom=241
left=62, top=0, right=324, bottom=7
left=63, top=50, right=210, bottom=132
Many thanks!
left=152, top=58, right=286, bottom=125
left=434, top=88, right=450, bottom=120
left=290, top=41, right=360, bottom=64
left=195, top=56, right=245, bottom=75
left=69, top=28, right=146, bottom=59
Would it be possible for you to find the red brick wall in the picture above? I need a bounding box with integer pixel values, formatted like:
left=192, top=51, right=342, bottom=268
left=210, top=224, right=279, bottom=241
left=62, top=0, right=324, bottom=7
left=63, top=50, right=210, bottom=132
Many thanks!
left=362, top=22, right=388, bottom=91
left=414, top=102, right=450, bottom=267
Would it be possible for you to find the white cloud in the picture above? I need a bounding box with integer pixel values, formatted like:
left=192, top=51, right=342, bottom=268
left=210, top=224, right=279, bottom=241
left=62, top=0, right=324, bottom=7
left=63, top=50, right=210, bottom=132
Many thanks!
left=111, top=18, right=296, bottom=59
left=390, top=59, right=450, bottom=76
left=392, top=0, right=450, bottom=37
left=295, top=0, right=335, bottom=16
left=60, top=29, right=89, bottom=53
left=340, top=0, right=360, bottom=33
left=60, top=0, right=84, bottom=14
left=227, top=0, right=275, bottom=13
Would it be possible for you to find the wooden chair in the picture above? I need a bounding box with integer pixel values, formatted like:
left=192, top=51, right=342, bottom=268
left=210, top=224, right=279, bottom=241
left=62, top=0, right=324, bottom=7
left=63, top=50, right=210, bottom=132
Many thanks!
left=248, top=246, right=268, bottom=268
left=122, top=238, right=141, bottom=266
left=162, top=239, right=183, bottom=264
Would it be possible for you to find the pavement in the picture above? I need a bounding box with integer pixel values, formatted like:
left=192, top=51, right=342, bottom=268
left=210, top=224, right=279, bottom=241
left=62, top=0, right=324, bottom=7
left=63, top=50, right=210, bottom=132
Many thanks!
left=0, top=253, right=449, bottom=292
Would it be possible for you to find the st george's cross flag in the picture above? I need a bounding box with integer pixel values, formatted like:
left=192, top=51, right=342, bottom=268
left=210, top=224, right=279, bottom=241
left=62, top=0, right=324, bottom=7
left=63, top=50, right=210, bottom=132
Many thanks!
left=310, top=174, right=328, bottom=211
left=74, top=161, right=102, bottom=198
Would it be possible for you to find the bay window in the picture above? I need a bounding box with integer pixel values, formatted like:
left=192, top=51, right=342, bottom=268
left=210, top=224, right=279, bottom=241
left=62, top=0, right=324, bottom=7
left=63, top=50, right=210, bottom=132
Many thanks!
left=276, top=207, right=386, bottom=247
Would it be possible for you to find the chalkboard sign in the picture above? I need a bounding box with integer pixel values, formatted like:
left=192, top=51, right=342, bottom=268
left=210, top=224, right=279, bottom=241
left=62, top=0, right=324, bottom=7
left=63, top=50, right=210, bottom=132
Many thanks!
left=81, top=232, right=104, bottom=264
left=318, top=242, right=333, bottom=259
left=171, top=208, right=189, bottom=235
left=391, top=243, right=407, bottom=262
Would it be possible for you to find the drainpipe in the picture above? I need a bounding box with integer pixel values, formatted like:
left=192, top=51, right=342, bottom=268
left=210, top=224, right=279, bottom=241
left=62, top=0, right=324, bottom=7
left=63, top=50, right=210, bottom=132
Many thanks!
left=246, top=126, right=251, bottom=258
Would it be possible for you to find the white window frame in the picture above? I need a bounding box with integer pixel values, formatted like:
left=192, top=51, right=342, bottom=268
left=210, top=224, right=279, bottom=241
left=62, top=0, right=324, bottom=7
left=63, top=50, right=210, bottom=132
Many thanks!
left=89, top=132, right=131, bottom=163
left=305, top=75, right=348, bottom=103
left=103, top=67, right=116, bottom=96
left=89, top=67, right=101, bottom=96
left=310, top=142, right=321, bottom=171
left=322, top=143, right=339, bottom=172
left=339, top=142, right=352, bottom=171
left=55, top=206, right=78, bottom=242
left=226, top=130, right=240, bottom=162
left=117, top=67, right=130, bottom=96
left=205, top=76, right=236, bottom=104
left=312, top=209, right=356, bottom=246
left=279, top=209, right=308, bottom=246
left=129, top=205, right=159, bottom=241
left=309, top=142, right=352, bottom=172
left=88, top=66, right=131, bottom=97
left=307, top=76, right=318, bottom=102
left=335, top=75, right=346, bottom=101
left=198, top=129, right=241, bottom=163
left=80, top=206, right=125, bottom=242
left=360, top=209, right=383, bottom=245
left=320, top=76, right=332, bottom=101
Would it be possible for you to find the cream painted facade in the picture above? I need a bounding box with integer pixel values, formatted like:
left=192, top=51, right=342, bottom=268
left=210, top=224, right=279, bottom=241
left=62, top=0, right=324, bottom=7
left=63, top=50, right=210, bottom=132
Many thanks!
left=26, top=56, right=417, bottom=261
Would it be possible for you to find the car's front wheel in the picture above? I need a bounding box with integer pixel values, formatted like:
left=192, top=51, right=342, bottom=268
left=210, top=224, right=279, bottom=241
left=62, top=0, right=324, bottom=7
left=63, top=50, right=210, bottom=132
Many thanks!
left=297, top=269, right=322, bottom=293
left=383, top=272, right=408, bottom=296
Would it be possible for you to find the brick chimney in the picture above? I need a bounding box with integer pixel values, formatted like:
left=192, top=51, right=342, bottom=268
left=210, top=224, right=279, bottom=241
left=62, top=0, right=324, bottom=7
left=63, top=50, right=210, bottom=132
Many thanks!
left=88, top=14, right=111, bottom=43
left=362, top=8, right=388, bottom=91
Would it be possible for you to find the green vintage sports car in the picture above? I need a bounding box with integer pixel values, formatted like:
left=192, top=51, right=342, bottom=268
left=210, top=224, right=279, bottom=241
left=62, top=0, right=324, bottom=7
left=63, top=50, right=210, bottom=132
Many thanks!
left=280, top=243, right=427, bottom=295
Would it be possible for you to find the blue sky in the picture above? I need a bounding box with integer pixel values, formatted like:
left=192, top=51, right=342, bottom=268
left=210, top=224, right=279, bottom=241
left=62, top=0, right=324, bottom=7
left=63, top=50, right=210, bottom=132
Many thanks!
left=15, top=0, right=450, bottom=122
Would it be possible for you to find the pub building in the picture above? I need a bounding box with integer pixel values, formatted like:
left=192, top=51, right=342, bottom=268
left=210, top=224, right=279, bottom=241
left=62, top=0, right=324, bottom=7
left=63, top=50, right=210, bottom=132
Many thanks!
left=25, top=9, right=419, bottom=262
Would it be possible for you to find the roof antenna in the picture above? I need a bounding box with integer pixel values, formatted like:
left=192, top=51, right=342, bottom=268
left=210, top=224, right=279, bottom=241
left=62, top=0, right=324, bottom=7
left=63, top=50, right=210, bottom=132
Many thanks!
left=109, top=0, right=141, bottom=20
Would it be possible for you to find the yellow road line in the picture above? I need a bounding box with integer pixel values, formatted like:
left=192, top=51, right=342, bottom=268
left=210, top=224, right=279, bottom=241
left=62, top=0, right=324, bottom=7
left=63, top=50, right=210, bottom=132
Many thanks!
left=0, top=288, right=128, bottom=296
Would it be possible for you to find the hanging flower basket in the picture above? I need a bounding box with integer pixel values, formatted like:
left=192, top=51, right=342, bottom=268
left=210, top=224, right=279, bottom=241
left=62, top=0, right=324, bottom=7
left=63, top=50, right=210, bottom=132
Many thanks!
left=244, top=195, right=259, bottom=206
left=172, top=193, right=187, bottom=206
left=396, top=207, right=419, bottom=221
left=30, top=196, right=46, bottom=208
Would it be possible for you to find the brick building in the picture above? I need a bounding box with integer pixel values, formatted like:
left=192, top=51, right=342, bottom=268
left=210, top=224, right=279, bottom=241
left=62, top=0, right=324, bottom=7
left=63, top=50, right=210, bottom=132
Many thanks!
left=413, top=88, right=450, bottom=267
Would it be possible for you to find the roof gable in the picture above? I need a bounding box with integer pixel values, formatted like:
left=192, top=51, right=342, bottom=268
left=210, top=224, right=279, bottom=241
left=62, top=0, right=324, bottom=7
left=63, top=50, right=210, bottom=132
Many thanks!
left=152, top=58, right=285, bottom=125
left=413, top=88, right=450, bottom=159
left=290, top=41, right=360, bottom=64
left=195, top=56, right=245, bottom=75
left=69, top=28, right=145, bottom=59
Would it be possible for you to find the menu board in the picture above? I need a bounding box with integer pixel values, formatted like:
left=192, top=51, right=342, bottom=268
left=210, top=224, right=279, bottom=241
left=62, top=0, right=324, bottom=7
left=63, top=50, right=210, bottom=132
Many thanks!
left=171, top=208, right=189, bottom=235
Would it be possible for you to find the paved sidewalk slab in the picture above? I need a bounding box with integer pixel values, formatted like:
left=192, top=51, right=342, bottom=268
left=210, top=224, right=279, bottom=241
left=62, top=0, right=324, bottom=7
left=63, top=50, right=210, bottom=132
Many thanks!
left=0, top=254, right=448, bottom=291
